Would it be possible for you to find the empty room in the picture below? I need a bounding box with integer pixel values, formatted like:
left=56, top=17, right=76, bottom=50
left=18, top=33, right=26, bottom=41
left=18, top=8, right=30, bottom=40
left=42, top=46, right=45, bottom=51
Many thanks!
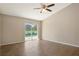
left=0, top=3, right=79, bottom=56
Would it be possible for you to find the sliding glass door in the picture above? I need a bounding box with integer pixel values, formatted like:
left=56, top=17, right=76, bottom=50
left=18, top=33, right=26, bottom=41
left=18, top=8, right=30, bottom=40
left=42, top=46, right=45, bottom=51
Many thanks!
left=25, top=23, right=38, bottom=41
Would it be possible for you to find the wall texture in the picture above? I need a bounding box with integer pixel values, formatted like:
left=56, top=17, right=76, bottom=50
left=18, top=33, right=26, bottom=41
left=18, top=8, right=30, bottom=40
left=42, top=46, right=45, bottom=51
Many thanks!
left=2, top=14, right=41, bottom=45
left=42, top=4, right=79, bottom=47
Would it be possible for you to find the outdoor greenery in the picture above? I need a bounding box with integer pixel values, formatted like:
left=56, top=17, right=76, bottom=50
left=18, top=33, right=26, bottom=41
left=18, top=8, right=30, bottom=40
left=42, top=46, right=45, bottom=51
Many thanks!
left=25, top=24, right=37, bottom=37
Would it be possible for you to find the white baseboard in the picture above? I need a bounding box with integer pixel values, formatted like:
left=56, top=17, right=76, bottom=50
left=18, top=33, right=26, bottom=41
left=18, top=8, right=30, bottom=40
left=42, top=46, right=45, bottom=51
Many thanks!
left=1, top=41, right=25, bottom=46
left=1, top=39, right=79, bottom=48
left=44, top=39, right=79, bottom=48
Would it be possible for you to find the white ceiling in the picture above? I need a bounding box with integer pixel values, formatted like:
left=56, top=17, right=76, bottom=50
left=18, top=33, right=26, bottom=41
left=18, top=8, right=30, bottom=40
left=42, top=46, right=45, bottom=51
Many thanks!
left=0, top=3, right=71, bottom=20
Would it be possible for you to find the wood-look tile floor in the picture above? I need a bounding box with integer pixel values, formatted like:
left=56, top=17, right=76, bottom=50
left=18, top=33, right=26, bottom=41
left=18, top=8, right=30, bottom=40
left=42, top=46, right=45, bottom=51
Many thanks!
left=0, top=40, right=79, bottom=56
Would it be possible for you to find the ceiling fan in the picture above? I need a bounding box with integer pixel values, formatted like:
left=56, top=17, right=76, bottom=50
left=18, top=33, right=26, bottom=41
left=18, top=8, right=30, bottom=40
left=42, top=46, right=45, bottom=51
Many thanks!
left=34, top=3, right=55, bottom=13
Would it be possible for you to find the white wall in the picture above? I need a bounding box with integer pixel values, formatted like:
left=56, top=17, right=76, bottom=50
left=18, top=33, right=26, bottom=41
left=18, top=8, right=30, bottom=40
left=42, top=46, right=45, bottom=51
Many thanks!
left=2, top=14, right=41, bottom=45
left=42, top=4, right=79, bottom=47
left=0, top=14, right=2, bottom=45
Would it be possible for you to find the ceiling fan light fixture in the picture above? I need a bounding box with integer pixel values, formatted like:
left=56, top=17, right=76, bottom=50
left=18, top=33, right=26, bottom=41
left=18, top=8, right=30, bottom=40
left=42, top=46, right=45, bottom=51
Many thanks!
left=43, top=9, right=46, bottom=12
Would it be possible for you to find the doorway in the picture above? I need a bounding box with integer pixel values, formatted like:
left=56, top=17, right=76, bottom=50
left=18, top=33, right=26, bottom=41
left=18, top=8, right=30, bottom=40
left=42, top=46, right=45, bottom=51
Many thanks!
left=24, top=23, right=38, bottom=41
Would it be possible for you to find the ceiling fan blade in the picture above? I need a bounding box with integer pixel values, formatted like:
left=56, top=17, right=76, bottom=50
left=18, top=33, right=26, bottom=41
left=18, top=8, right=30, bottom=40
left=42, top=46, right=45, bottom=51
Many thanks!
left=34, top=8, right=41, bottom=9
left=46, top=9, right=52, bottom=12
left=40, top=3, right=45, bottom=6
left=40, top=9, right=43, bottom=13
left=47, top=4, right=55, bottom=7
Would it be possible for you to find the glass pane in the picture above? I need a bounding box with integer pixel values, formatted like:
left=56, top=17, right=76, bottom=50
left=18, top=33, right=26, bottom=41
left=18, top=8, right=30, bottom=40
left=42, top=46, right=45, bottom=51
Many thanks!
left=25, top=24, right=38, bottom=40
